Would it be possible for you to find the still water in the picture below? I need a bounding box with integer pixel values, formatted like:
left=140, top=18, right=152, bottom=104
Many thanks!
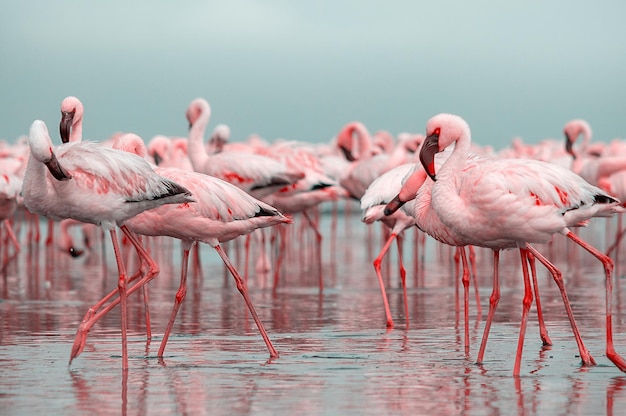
left=1, top=209, right=626, bottom=415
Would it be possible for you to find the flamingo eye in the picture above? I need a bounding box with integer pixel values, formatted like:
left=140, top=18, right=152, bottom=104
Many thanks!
left=433, top=127, right=441, bottom=136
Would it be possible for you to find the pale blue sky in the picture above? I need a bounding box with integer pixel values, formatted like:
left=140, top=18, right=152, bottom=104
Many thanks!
left=1, top=1, right=625, bottom=149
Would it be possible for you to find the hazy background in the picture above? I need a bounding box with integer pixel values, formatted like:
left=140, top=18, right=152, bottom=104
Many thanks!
left=1, top=0, right=625, bottom=150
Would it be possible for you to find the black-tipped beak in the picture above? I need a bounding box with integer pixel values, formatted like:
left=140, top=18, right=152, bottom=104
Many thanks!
left=69, top=247, right=84, bottom=258
left=340, top=144, right=356, bottom=162
left=60, top=110, right=75, bottom=143
left=152, top=152, right=163, bottom=166
left=564, top=133, right=576, bottom=160
left=45, top=153, right=72, bottom=181
left=384, top=194, right=406, bottom=216
left=419, top=134, right=440, bottom=181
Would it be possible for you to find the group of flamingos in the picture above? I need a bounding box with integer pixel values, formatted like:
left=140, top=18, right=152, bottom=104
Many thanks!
left=1, top=96, right=626, bottom=377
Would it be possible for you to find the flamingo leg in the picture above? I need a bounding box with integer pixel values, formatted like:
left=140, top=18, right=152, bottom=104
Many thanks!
left=214, top=244, right=279, bottom=359
left=395, top=234, right=409, bottom=328
left=108, top=228, right=129, bottom=370
left=244, top=233, right=251, bottom=283
left=302, top=210, right=323, bottom=291
left=458, top=246, right=471, bottom=356
left=1, top=220, right=20, bottom=275
left=69, top=225, right=160, bottom=366
left=477, top=250, right=500, bottom=364
left=158, top=242, right=192, bottom=357
left=525, top=250, right=552, bottom=346
left=566, top=231, right=626, bottom=371
left=373, top=232, right=397, bottom=328
left=513, top=247, right=534, bottom=376
left=525, top=244, right=595, bottom=366
left=468, top=246, right=482, bottom=315
left=606, top=220, right=626, bottom=257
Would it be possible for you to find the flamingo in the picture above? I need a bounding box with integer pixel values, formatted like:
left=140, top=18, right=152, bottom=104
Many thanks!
left=23, top=120, right=193, bottom=370
left=384, top=155, right=554, bottom=357
left=565, top=119, right=626, bottom=186
left=207, top=123, right=231, bottom=154
left=68, top=133, right=290, bottom=360
left=0, top=171, right=21, bottom=274
left=60, top=95, right=84, bottom=143
left=360, top=163, right=418, bottom=329
left=599, top=171, right=626, bottom=256
left=40, top=95, right=85, bottom=250
left=147, top=135, right=194, bottom=171
left=336, top=121, right=416, bottom=200
left=186, top=98, right=304, bottom=199
left=416, top=113, right=625, bottom=375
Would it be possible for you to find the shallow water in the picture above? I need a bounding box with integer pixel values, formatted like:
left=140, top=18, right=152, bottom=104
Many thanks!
left=2, top=210, right=626, bottom=415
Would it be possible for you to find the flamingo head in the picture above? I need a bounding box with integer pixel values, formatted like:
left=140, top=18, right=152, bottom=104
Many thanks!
left=59, top=96, right=83, bottom=143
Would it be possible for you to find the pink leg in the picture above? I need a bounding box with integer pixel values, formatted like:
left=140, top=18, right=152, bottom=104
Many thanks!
left=395, top=234, right=409, bottom=328
left=69, top=226, right=160, bottom=366
left=302, top=210, right=323, bottom=291
left=45, top=219, right=54, bottom=247
left=108, top=228, right=129, bottom=370
left=477, top=250, right=500, bottom=364
left=566, top=231, right=625, bottom=371
left=526, top=244, right=595, bottom=366
left=454, top=247, right=460, bottom=315
left=458, top=246, right=470, bottom=356
left=1, top=220, right=20, bottom=274
left=468, top=246, right=482, bottom=315
left=330, top=200, right=338, bottom=266
left=214, top=244, right=279, bottom=358
left=244, top=234, right=251, bottom=284
left=273, top=226, right=287, bottom=290
left=158, top=242, right=192, bottom=356
left=373, top=232, right=396, bottom=328
left=525, top=250, right=552, bottom=346
left=606, top=223, right=626, bottom=257
left=513, top=248, right=534, bottom=376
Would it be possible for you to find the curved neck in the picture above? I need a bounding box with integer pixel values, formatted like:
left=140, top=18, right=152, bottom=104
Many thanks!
left=23, top=151, right=50, bottom=206
left=438, top=134, right=470, bottom=181
left=339, top=122, right=373, bottom=160
left=70, top=118, right=82, bottom=142
left=353, top=123, right=373, bottom=159
left=187, top=99, right=211, bottom=171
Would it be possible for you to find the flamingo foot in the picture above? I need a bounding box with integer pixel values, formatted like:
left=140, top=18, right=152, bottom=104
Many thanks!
left=607, top=347, right=626, bottom=372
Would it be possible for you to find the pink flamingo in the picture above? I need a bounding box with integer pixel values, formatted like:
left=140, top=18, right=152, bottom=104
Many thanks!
left=417, top=113, right=624, bottom=375
left=360, top=163, right=418, bottom=329
left=186, top=98, right=304, bottom=199
left=23, top=120, right=193, bottom=370
left=69, top=133, right=289, bottom=360
left=599, top=171, right=626, bottom=256
left=385, top=156, right=553, bottom=357
left=0, top=171, right=21, bottom=274
left=566, top=119, right=626, bottom=186
left=147, top=135, right=194, bottom=171
left=207, top=123, right=231, bottom=154
left=42, top=94, right=84, bottom=250
left=336, top=121, right=415, bottom=200
left=60, top=95, right=84, bottom=143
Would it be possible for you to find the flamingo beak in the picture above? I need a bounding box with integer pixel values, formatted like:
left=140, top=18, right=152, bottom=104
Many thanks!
left=69, top=247, right=85, bottom=258
left=564, top=133, right=576, bottom=160
left=60, top=110, right=75, bottom=143
left=339, top=144, right=356, bottom=162
left=152, top=152, right=163, bottom=166
left=420, top=134, right=440, bottom=181
left=384, top=194, right=406, bottom=216
left=45, top=152, right=72, bottom=181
